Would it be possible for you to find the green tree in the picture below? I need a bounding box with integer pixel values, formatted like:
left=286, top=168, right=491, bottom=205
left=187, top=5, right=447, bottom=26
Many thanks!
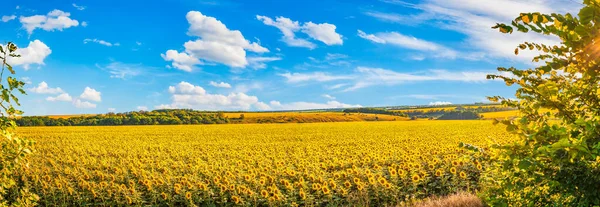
left=479, top=1, right=600, bottom=205
left=0, top=42, right=37, bottom=206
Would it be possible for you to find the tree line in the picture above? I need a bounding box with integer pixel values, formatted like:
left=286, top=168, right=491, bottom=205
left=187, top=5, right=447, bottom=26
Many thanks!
left=15, top=109, right=232, bottom=126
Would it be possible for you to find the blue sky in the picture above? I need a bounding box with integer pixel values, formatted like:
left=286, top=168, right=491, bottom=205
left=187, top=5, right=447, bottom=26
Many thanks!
left=0, top=0, right=582, bottom=115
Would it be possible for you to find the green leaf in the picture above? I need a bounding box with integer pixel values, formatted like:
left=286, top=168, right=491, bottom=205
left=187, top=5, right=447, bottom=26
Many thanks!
left=578, top=6, right=595, bottom=24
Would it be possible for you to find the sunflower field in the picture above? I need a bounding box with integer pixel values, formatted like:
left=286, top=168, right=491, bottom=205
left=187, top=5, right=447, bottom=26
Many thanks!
left=17, top=121, right=513, bottom=206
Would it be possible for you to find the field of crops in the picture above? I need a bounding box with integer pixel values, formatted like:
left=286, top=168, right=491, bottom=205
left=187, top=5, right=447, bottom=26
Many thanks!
left=18, top=121, right=513, bottom=206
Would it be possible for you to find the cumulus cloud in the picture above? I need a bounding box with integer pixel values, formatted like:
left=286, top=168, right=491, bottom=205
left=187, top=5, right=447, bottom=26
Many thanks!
left=83, top=38, right=120, bottom=47
left=108, top=108, right=116, bottom=112
left=1, top=15, right=16, bottom=22
left=29, top=81, right=63, bottom=94
left=429, top=101, right=453, bottom=106
left=159, top=81, right=262, bottom=110
left=19, top=9, right=80, bottom=34
left=46, top=93, right=72, bottom=102
left=157, top=81, right=360, bottom=111
left=256, top=15, right=343, bottom=49
left=209, top=81, right=232, bottom=88
left=161, top=50, right=202, bottom=72
left=137, top=106, right=148, bottom=111
left=79, top=87, right=101, bottom=102
left=73, top=99, right=96, bottom=108
left=162, top=11, right=270, bottom=70
left=5, top=40, right=52, bottom=70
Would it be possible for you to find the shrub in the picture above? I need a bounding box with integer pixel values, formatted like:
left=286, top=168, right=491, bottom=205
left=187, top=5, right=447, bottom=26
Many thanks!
left=477, top=2, right=600, bottom=206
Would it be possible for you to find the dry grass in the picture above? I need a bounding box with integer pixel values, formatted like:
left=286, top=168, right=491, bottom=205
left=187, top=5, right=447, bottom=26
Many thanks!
left=413, top=192, right=484, bottom=207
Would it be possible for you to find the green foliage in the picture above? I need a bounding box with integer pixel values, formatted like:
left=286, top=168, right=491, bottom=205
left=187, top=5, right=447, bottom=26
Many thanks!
left=480, top=1, right=600, bottom=205
left=16, top=110, right=231, bottom=126
left=0, top=42, right=37, bottom=206
left=343, top=108, right=406, bottom=116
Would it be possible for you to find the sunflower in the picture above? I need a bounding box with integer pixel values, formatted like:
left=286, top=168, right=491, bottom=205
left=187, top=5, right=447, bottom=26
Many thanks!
left=411, top=174, right=420, bottom=183
left=435, top=170, right=443, bottom=177
left=378, top=177, right=387, bottom=185
left=231, top=195, right=241, bottom=204
left=312, top=183, right=321, bottom=191
left=452, top=160, right=459, bottom=166
left=161, top=192, right=168, bottom=200
left=126, top=196, right=133, bottom=204
left=390, top=169, right=397, bottom=176
left=185, top=192, right=192, bottom=200
left=344, top=181, right=351, bottom=188
left=384, top=183, right=392, bottom=189
left=357, top=183, right=365, bottom=191
left=459, top=171, right=467, bottom=179
left=260, top=190, right=269, bottom=198
left=322, top=185, right=331, bottom=194
left=299, top=189, right=307, bottom=200
left=450, top=167, right=457, bottom=174
left=477, top=164, right=483, bottom=171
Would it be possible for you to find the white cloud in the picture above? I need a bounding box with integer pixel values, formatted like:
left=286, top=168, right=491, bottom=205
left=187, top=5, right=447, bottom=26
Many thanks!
left=83, top=38, right=119, bottom=47
left=256, top=15, right=315, bottom=49
left=72, top=4, right=86, bottom=10
left=137, top=106, right=148, bottom=111
left=46, top=93, right=72, bottom=102
left=209, top=81, right=232, bottom=88
left=301, top=22, right=343, bottom=45
left=159, top=81, right=263, bottom=110
left=29, top=81, right=63, bottom=94
left=358, top=30, right=457, bottom=59
left=1, top=15, right=16, bottom=22
left=375, top=0, right=581, bottom=63
left=343, top=67, right=493, bottom=91
left=257, top=15, right=343, bottom=48
left=158, top=81, right=359, bottom=111
left=429, top=101, right=453, bottom=106
left=73, top=99, right=96, bottom=108
left=279, top=72, right=353, bottom=83
left=280, top=66, right=505, bottom=91
left=108, top=108, right=116, bottom=112
left=322, top=94, right=336, bottom=100
left=161, top=50, right=202, bottom=72
left=136, top=41, right=142, bottom=46
left=19, top=9, right=80, bottom=34
left=163, top=11, right=269, bottom=70
left=96, top=62, right=144, bottom=79
left=81, top=21, right=88, bottom=27
left=5, top=40, right=52, bottom=70
left=268, top=100, right=361, bottom=111
left=247, top=56, right=282, bottom=69
left=79, top=87, right=101, bottom=102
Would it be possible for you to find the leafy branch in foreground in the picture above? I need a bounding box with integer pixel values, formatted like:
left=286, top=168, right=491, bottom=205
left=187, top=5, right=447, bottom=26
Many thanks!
left=0, top=42, right=37, bottom=206
left=478, top=0, right=600, bottom=205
